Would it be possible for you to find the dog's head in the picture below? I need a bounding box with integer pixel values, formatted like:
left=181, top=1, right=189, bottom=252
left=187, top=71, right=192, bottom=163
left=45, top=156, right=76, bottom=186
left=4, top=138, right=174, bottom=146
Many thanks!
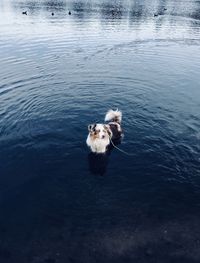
left=88, top=124, right=110, bottom=140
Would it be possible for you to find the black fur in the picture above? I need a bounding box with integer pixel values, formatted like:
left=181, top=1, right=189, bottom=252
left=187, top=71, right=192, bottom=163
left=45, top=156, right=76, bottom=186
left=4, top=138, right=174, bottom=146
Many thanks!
left=108, top=123, right=122, bottom=140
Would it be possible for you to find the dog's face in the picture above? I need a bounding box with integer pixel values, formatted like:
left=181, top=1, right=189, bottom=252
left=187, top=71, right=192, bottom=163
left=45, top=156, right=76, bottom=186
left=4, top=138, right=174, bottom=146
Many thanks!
left=88, top=124, right=110, bottom=140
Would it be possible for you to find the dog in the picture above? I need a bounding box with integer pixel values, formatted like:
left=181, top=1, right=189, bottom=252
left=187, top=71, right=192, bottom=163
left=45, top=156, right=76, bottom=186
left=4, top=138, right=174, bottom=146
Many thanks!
left=86, top=109, right=122, bottom=154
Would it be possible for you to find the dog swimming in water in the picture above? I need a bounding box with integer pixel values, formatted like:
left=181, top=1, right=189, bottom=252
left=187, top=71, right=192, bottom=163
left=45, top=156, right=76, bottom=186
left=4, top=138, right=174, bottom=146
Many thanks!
left=86, top=109, right=123, bottom=154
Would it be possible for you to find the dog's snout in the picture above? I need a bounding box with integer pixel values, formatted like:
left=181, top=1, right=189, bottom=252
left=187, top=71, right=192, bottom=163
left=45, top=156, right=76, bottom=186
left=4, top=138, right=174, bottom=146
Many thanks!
left=102, top=135, right=105, bottom=139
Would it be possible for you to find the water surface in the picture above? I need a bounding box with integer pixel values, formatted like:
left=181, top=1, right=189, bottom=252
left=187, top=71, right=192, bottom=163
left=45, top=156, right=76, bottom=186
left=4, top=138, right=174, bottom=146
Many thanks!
left=0, top=0, right=200, bottom=262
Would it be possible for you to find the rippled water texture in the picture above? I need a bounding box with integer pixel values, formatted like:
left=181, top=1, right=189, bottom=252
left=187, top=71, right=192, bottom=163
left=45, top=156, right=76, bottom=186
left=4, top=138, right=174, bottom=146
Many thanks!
left=0, top=0, right=200, bottom=262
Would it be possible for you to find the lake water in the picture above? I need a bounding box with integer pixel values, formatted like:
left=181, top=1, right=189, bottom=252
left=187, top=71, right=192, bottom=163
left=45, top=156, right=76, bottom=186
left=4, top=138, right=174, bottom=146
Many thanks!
left=0, top=0, right=200, bottom=262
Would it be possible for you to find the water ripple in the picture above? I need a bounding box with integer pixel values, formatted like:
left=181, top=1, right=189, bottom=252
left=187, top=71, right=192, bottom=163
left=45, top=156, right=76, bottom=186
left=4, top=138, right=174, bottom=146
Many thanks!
left=1, top=1, right=200, bottom=261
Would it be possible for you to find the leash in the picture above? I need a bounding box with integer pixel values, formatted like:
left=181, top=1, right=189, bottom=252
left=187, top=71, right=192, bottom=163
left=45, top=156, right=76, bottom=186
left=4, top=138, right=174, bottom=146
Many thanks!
left=108, top=135, right=134, bottom=156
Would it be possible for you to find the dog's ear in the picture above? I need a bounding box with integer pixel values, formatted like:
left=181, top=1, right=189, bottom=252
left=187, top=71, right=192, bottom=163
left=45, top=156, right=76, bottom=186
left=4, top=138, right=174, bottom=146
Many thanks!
left=88, top=124, right=95, bottom=132
left=88, top=123, right=97, bottom=132
left=88, top=124, right=93, bottom=131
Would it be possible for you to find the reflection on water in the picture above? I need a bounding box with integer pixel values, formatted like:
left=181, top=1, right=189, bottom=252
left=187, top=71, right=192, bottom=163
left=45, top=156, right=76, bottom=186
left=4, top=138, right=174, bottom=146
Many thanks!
left=88, top=138, right=122, bottom=175
left=0, top=0, right=200, bottom=262
left=1, top=0, right=200, bottom=25
left=0, top=0, right=200, bottom=47
left=88, top=152, right=109, bottom=175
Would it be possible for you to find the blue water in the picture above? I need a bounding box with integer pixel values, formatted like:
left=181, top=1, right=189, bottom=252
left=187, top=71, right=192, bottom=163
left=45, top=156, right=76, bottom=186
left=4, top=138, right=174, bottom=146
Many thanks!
left=0, top=0, right=200, bottom=262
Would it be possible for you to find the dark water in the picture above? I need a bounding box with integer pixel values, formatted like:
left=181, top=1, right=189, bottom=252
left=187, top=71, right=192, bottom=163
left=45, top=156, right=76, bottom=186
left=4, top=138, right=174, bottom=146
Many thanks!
left=0, top=0, right=200, bottom=262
